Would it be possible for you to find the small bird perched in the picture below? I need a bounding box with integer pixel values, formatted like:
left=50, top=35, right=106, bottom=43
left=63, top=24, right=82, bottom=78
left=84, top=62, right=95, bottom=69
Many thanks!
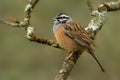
left=53, top=13, right=105, bottom=72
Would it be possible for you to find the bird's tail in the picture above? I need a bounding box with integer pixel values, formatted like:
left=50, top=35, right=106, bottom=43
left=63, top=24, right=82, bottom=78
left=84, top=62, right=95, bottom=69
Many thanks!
left=86, top=48, right=105, bottom=72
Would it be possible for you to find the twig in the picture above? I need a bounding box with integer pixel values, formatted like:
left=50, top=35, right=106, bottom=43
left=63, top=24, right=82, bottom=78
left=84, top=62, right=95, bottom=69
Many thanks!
left=0, top=18, right=18, bottom=27
left=24, top=0, right=40, bottom=25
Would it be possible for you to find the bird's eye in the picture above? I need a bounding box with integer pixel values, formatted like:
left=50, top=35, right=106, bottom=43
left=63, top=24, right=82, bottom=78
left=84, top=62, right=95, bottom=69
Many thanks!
left=62, top=16, right=66, bottom=18
left=61, top=16, right=66, bottom=19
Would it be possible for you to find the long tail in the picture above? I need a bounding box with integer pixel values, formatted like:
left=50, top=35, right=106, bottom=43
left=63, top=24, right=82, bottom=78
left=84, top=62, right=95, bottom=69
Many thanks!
left=87, top=48, right=105, bottom=72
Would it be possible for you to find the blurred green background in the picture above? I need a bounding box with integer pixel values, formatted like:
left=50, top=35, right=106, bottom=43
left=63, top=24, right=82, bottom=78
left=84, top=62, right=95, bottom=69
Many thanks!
left=0, top=0, right=120, bottom=80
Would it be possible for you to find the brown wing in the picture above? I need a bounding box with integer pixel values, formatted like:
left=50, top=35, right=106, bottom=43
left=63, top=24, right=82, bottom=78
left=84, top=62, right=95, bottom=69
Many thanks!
left=63, top=21, right=95, bottom=48
left=63, top=21, right=105, bottom=72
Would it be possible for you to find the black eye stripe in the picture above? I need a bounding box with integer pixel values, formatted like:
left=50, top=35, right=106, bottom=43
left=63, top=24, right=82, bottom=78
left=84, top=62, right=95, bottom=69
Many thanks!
left=57, top=16, right=69, bottom=19
left=57, top=17, right=63, bottom=19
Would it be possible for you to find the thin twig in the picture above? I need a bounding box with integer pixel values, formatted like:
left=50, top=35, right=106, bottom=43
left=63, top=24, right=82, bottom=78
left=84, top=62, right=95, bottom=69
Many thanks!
left=24, top=0, right=40, bottom=26
left=0, top=18, right=18, bottom=27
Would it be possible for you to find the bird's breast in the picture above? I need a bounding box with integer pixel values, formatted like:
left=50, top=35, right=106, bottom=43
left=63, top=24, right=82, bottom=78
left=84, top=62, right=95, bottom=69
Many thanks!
left=54, top=26, right=80, bottom=51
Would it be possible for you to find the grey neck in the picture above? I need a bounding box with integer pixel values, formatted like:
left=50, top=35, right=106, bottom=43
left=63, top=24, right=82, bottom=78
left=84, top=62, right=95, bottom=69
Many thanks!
left=53, top=18, right=72, bottom=33
left=53, top=23, right=62, bottom=33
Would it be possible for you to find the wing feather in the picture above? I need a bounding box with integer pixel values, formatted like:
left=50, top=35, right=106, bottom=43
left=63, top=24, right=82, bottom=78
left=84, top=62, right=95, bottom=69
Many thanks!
left=63, top=21, right=95, bottom=48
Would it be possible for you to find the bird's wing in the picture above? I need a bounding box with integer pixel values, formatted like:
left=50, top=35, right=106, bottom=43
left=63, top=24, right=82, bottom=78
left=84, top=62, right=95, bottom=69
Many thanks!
left=63, top=21, right=95, bottom=48
left=63, top=21, right=105, bottom=72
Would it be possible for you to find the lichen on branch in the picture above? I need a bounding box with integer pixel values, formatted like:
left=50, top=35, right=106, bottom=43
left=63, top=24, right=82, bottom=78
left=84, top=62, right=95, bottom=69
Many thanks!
left=0, top=0, right=120, bottom=80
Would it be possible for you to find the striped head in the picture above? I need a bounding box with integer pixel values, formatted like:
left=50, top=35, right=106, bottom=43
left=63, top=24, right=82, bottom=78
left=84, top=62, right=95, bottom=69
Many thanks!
left=53, top=13, right=72, bottom=32
left=54, top=13, right=72, bottom=24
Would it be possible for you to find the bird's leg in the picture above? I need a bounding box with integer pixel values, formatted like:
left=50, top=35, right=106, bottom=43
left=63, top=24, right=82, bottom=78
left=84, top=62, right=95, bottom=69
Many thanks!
left=66, top=51, right=74, bottom=60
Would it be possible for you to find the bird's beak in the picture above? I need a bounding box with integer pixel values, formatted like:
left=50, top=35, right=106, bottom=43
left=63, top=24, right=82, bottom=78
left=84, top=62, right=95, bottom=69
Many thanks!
left=53, top=18, right=57, bottom=21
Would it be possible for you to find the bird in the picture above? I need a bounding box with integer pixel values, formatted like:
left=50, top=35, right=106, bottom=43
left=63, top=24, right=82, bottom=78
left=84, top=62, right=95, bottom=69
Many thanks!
left=53, top=13, right=105, bottom=72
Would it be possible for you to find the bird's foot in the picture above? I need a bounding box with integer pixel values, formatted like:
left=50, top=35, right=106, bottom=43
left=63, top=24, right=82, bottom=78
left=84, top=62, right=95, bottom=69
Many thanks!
left=66, top=52, right=74, bottom=60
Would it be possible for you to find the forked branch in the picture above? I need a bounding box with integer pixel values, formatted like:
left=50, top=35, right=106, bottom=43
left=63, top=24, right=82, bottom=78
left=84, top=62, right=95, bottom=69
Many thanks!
left=0, top=0, right=120, bottom=80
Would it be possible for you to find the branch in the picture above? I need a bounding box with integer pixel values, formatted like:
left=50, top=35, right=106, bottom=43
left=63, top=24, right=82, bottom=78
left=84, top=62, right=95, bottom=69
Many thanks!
left=0, top=0, right=120, bottom=80
left=26, top=26, right=63, bottom=49
left=54, top=0, right=120, bottom=80
left=0, top=0, right=62, bottom=49
left=54, top=51, right=83, bottom=80
left=98, top=1, right=120, bottom=12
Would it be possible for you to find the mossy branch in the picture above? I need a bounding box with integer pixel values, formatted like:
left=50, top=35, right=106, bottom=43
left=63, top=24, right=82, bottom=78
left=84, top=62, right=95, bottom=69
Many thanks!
left=0, top=0, right=120, bottom=80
